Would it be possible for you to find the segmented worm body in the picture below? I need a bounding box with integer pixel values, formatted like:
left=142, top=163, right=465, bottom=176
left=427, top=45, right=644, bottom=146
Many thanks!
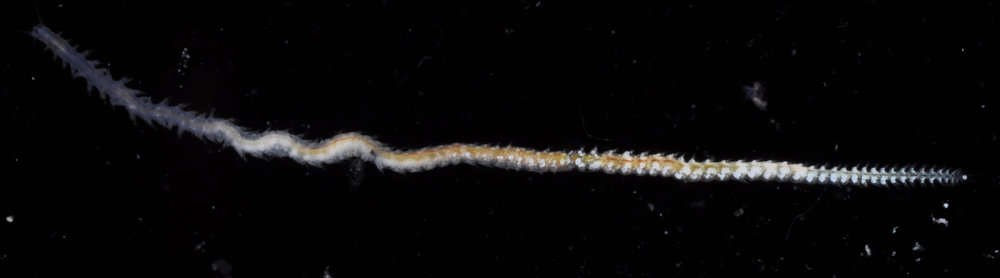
left=31, top=25, right=966, bottom=186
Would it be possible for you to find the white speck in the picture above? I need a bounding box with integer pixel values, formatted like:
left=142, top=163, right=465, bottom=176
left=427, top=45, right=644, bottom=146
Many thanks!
left=194, top=241, right=207, bottom=252
left=211, top=259, right=232, bottom=276
left=834, top=144, right=839, bottom=151
left=942, top=202, right=949, bottom=209
left=663, top=230, right=669, bottom=236
left=743, top=81, right=768, bottom=111
left=988, top=249, right=1000, bottom=260
left=932, top=216, right=949, bottom=227
left=610, top=29, right=616, bottom=35
left=912, top=241, right=924, bottom=252
left=863, top=244, right=872, bottom=257
left=57, top=4, right=63, bottom=8
left=960, top=47, right=966, bottom=53
left=733, top=208, right=744, bottom=217
left=891, top=226, right=898, bottom=234
left=5, top=215, right=13, bottom=223
left=136, top=153, right=141, bottom=160
left=535, top=0, right=542, bottom=7
left=647, top=202, right=656, bottom=212
left=31, top=76, right=36, bottom=81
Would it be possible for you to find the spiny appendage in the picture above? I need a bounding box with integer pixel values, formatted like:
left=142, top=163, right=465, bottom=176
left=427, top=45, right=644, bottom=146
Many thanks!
left=803, top=166, right=966, bottom=186
left=558, top=150, right=964, bottom=186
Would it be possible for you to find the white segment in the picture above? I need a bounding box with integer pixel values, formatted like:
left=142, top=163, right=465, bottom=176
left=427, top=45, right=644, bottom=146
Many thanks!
left=651, top=162, right=662, bottom=175
left=660, top=164, right=674, bottom=176
left=792, top=167, right=807, bottom=181
left=675, top=165, right=692, bottom=180
left=689, top=166, right=704, bottom=181
left=778, top=164, right=791, bottom=180
left=705, top=167, right=718, bottom=181
left=733, top=162, right=748, bottom=179
left=748, top=165, right=763, bottom=179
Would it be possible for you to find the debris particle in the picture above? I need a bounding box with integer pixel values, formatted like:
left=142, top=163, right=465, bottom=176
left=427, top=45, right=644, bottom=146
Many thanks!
left=932, top=216, right=949, bottom=227
left=743, top=81, right=768, bottom=111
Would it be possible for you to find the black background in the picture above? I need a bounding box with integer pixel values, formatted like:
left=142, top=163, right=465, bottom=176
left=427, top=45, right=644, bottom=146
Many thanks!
left=2, top=1, right=999, bottom=277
